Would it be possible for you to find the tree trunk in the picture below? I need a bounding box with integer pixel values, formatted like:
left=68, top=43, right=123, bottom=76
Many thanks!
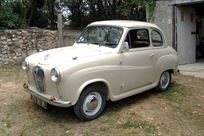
left=48, top=0, right=56, bottom=30
left=28, top=0, right=37, bottom=26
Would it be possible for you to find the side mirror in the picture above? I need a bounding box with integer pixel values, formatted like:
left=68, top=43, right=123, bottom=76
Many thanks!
left=123, top=42, right=129, bottom=51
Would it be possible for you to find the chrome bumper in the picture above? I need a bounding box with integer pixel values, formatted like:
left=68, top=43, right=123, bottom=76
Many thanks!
left=26, top=86, right=72, bottom=108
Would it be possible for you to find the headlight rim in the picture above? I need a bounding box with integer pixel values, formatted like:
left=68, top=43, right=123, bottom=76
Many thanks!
left=22, top=59, right=29, bottom=70
left=50, top=67, right=61, bottom=83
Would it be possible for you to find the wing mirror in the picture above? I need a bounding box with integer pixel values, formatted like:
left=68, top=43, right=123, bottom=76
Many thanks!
left=123, top=42, right=129, bottom=52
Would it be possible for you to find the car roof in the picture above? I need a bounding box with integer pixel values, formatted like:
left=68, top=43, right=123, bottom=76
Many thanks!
left=88, top=20, right=160, bottom=29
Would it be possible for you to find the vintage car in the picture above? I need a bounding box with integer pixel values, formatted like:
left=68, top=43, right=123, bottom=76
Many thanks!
left=22, top=20, right=178, bottom=121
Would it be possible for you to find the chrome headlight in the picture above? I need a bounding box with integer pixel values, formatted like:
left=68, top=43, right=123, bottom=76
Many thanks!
left=50, top=68, right=60, bottom=83
left=22, top=59, right=29, bottom=70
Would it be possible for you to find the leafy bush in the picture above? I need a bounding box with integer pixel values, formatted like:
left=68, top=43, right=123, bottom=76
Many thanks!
left=0, top=5, right=26, bottom=29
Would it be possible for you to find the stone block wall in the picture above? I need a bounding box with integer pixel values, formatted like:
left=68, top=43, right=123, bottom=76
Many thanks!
left=0, top=29, right=59, bottom=65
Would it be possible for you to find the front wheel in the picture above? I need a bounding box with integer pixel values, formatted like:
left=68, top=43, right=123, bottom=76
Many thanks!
left=156, top=71, right=171, bottom=91
left=73, top=85, right=107, bottom=121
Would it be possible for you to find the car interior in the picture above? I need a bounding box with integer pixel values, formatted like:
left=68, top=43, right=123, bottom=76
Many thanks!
left=126, top=29, right=150, bottom=49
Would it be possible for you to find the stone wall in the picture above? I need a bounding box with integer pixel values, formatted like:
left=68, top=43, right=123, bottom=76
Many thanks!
left=0, top=29, right=58, bottom=65
left=0, top=29, right=78, bottom=65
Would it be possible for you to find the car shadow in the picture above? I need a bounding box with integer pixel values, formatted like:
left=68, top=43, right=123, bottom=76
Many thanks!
left=40, top=82, right=176, bottom=122
left=105, top=88, right=161, bottom=113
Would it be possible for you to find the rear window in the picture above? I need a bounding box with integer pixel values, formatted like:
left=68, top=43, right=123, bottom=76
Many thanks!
left=151, top=30, right=163, bottom=47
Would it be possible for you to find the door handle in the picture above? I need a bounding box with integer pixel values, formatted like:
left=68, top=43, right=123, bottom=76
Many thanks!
left=150, top=53, right=154, bottom=57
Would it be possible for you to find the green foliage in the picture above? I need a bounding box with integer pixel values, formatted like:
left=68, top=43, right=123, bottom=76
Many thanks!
left=0, top=0, right=156, bottom=29
left=63, top=0, right=87, bottom=27
left=63, top=0, right=156, bottom=27
left=159, top=83, right=189, bottom=103
left=0, top=0, right=56, bottom=29
left=0, top=2, right=26, bottom=29
left=117, top=0, right=147, bottom=20
left=121, top=120, right=155, bottom=135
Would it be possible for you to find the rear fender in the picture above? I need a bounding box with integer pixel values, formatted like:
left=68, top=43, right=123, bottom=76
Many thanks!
left=155, top=55, right=178, bottom=81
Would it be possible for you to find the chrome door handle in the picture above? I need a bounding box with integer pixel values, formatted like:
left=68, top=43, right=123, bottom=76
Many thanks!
left=150, top=53, right=154, bottom=57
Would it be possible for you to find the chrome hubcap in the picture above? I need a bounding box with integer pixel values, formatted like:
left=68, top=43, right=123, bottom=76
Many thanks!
left=83, top=92, right=102, bottom=116
left=160, top=72, right=170, bottom=89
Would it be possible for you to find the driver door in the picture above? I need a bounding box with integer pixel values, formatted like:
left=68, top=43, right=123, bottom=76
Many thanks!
left=121, top=29, right=155, bottom=92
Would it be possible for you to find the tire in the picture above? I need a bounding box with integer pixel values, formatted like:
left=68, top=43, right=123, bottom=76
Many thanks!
left=156, top=71, right=171, bottom=91
left=73, top=85, right=107, bottom=121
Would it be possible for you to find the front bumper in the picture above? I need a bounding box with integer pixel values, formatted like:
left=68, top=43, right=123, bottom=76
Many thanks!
left=26, top=85, right=72, bottom=108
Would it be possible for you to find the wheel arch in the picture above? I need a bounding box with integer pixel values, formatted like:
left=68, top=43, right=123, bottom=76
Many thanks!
left=73, top=79, right=110, bottom=105
left=156, top=55, right=177, bottom=77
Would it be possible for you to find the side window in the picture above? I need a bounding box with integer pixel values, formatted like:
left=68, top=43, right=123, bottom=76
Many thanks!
left=126, top=29, right=150, bottom=49
left=151, top=30, right=163, bottom=47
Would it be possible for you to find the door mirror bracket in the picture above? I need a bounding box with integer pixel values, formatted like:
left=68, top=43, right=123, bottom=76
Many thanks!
left=123, top=42, right=129, bottom=52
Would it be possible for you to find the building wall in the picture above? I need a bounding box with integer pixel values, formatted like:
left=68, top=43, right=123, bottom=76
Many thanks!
left=173, top=0, right=204, bottom=5
left=176, top=6, right=196, bottom=64
left=148, top=0, right=174, bottom=47
left=150, top=0, right=204, bottom=64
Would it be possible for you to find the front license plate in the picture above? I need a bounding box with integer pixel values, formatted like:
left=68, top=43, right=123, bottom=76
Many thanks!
left=31, top=96, right=47, bottom=109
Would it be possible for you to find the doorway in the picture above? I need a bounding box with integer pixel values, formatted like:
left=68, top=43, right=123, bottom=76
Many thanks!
left=175, top=3, right=204, bottom=64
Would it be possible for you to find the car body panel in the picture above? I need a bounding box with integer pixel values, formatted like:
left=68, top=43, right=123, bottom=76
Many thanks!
left=23, top=20, right=178, bottom=107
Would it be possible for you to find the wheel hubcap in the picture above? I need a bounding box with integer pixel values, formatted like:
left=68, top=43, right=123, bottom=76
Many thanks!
left=83, top=92, right=102, bottom=116
left=160, top=72, right=170, bottom=89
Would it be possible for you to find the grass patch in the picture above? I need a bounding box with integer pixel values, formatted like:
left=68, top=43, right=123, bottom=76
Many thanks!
left=83, top=132, right=93, bottom=136
left=159, top=83, right=189, bottom=103
left=121, top=120, right=155, bottom=135
left=0, top=64, right=26, bottom=83
left=0, top=63, right=21, bottom=69
left=196, top=116, right=204, bottom=129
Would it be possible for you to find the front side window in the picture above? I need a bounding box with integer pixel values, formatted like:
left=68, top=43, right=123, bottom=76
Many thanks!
left=77, top=26, right=123, bottom=48
left=151, top=30, right=163, bottom=47
left=126, top=29, right=150, bottom=49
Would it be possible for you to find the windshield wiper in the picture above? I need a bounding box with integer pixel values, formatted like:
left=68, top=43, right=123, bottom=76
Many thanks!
left=103, top=42, right=117, bottom=48
left=91, top=42, right=104, bottom=47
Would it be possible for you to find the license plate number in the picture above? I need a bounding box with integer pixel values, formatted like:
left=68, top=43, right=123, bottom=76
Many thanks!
left=32, top=96, right=47, bottom=109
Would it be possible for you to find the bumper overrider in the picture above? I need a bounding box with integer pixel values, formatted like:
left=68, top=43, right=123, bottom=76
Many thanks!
left=24, top=83, right=72, bottom=108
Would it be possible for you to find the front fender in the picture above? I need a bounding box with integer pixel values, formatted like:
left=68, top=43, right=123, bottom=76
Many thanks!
left=57, top=65, right=121, bottom=106
left=75, top=78, right=111, bottom=104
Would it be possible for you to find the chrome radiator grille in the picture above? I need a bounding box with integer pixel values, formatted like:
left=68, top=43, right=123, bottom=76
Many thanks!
left=33, top=66, right=45, bottom=92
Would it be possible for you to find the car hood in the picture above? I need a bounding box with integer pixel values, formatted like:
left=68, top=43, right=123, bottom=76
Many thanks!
left=28, top=44, right=113, bottom=66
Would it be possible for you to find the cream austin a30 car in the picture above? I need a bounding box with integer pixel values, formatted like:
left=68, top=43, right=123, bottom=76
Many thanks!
left=22, top=20, right=178, bottom=121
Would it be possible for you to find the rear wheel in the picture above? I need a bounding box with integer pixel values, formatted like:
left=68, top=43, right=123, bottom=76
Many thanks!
left=73, top=85, right=107, bottom=121
left=156, top=71, right=171, bottom=91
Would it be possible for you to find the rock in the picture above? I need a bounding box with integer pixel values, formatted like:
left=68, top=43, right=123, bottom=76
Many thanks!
left=17, top=32, right=21, bottom=35
left=0, top=36, right=6, bottom=40
left=13, top=56, right=17, bottom=60
left=18, top=39, right=24, bottom=44
left=2, top=41, right=7, bottom=44
left=12, top=38, right=18, bottom=41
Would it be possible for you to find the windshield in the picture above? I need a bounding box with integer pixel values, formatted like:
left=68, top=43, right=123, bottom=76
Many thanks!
left=77, top=26, right=123, bottom=48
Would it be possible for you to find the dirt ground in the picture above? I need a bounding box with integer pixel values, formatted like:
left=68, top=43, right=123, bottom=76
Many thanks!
left=0, top=65, right=204, bottom=136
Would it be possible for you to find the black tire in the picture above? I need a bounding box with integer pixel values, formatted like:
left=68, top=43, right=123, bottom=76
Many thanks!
left=156, top=71, right=171, bottom=91
left=73, top=85, right=107, bottom=121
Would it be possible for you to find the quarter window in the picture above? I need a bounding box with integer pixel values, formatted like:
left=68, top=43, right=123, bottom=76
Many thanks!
left=151, top=30, right=163, bottom=47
